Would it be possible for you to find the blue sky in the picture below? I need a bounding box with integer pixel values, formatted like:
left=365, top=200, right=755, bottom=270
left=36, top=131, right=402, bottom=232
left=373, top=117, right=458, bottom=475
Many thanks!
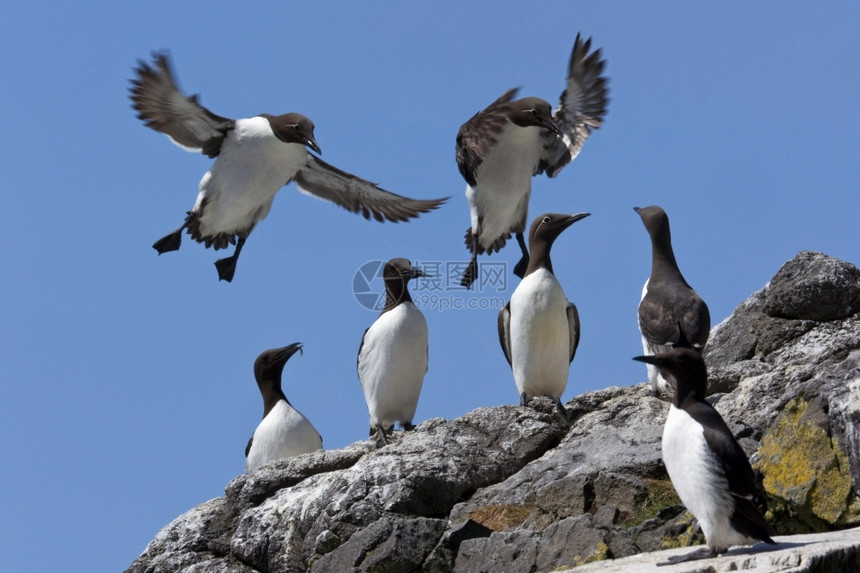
left=2, top=2, right=858, bottom=571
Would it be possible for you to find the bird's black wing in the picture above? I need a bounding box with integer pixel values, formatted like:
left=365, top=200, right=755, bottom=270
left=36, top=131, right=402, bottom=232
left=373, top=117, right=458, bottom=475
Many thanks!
left=639, top=282, right=711, bottom=350
left=244, top=434, right=253, bottom=459
left=357, top=327, right=370, bottom=388
left=567, top=302, right=581, bottom=363
left=130, top=52, right=235, bottom=158
left=294, top=155, right=448, bottom=222
left=637, top=284, right=683, bottom=347
left=497, top=302, right=513, bottom=367
left=456, top=88, right=520, bottom=186
left=685, top=400, right=757, bottom=499
left=686, top=400, right=776, bottom=542
left=680, top=292, right=711, bottom=349
left=539, top=34, right=609, bottom=178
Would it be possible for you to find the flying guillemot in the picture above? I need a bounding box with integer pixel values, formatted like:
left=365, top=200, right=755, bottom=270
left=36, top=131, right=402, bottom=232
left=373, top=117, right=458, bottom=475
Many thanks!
left=633, top=348, right=776, bottom=561
left=357, top=258, right=428, bottom=446
left=456, top=33, right=608, bottom=288
left=498, top=212, right=589, bottom=411
left=130, top=53, right=447, bottom=281
left=245, top=343, right=322, bottom=471
left=635, top=205, right=710, bottom=396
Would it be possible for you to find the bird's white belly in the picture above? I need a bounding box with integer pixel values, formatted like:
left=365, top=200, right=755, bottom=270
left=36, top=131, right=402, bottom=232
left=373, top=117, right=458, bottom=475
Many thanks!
left=359, top=304, right=428, bottom=428
left=468, top=125, right=542, bottom=248
left=246, top=400, right=322, bottom=470
left=510, top=270, right=570, bottom=399
left=662, top=406, right=750, bottom=549
left=640, top=332, right=668, bottom=391
left=193, top=118, right=308, bottom=236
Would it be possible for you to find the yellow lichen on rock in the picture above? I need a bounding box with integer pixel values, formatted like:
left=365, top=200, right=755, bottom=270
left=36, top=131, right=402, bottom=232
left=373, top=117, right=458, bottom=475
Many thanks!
left=755, top=397, right=854, bottom=526
left=567, top=541, right=610, bottom=568
left=659, top=514, right=702, bottom=550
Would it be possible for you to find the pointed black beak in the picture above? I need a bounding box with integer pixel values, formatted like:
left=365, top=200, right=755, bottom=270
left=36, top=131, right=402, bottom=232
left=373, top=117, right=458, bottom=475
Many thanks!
left=276, top=343, right=304, bottom=364
left=403, top=267, right=426, bottom=280
left=632, top=354, right=663, bottom=367
left=565, top=212, right=591, bottom=225
left=540, top=117, right=564, bottom=138
left=534, top=212, right=591, bottom=243
left=557, top=212, right=591, bottom=232
left=305, top=136, right=322, bottom=155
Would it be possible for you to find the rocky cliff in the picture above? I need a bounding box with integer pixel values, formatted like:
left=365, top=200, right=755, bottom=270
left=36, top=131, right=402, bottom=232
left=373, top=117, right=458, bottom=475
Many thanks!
left=127, top=251, right=860, bottom=573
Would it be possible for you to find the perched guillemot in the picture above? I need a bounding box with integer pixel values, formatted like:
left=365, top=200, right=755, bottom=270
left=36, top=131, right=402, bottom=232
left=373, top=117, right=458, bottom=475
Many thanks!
left=130, top=53, right=447, bottom=282
left=635, top=205, right=710, bottom=396
left=456, top=33, right=608, bottom=287
left=633, top=348, right=776, bottom=561
left=357, top=258, right=428, bottom=446
left=498, top=212, right=589, bottom=411
left=245, top=343, right=322, bottom=471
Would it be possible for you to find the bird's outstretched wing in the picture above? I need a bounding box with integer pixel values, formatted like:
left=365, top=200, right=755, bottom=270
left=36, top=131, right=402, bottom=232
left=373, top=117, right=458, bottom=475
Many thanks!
left=294, top=155, right=448, bottom=222
left=456, top=88, right=520, bottom=187
left=539, top=34, right=609, bottom=178
left=130, top=52, right=235, bottom=158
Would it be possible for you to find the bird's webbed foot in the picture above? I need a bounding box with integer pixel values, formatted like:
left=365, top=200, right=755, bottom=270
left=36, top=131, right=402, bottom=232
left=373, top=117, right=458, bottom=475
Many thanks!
left=460, top=255, right=478, bottom=289
left=659, top=547, right=716, bottom=566
left=372, top=424, right=393, bottom=447
left=153, top=227, right=184, bottom=254
left=214, top=238, right=245, bottom=282
left=513, top=232, right=529, bottom=278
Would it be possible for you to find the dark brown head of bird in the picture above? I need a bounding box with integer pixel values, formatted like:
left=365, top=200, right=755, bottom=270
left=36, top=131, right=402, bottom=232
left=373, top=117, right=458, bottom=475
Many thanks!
left=509, top=97, right=563, bottom=136
left=633, top=347, right=708, bottom=405
left=261, top=113, right=321, bottom=154
left=255, top=343, right=303, bottom=386
left=382, top=258, right=425, bottom=310
left=525, top=212, right=590, bottom=275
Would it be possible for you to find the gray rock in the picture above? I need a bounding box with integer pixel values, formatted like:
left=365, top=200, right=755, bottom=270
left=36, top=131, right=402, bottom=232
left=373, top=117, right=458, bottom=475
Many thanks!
left=225, top=442, right=374, bottom=511
left=452, top=515, right=614, bottom=573
left=422, top=519, right=493, bottom=572
left=130, top=404, right=568, bottom=573
left=448, top=384, right=667, bottom=534
left=453, top=528, right=541, bottom=573
left=126, top=498, right=251, bottom=573
left=534, top=515, right=611, bottom=571
left=127, top=251, right=860, bottom=573
left=311, top=516, right=446, bottom=573
left=706, top=251, right=860, bottom=394
left=563, top=526, right=860, bottom=573
left=762, top=250, right=860, bottom=321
